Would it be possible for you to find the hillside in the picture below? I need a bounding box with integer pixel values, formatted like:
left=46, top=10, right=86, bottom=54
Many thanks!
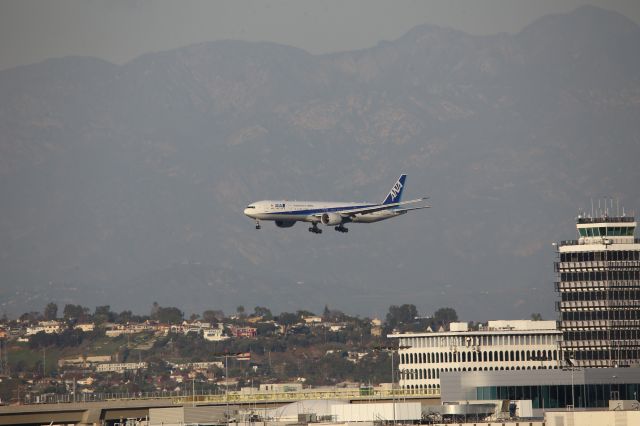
left=1, top=6, right=639, bottom=319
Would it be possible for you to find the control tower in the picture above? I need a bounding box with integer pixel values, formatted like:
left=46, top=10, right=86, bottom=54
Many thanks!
left=554, top=207, right=640, bottom=368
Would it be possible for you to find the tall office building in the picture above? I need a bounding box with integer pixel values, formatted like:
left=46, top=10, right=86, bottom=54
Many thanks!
left=554, top=210, right=640, bottom=367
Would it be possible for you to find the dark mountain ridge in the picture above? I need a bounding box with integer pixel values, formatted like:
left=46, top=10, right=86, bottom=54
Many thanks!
left=1, top=6, right=639, bottom=319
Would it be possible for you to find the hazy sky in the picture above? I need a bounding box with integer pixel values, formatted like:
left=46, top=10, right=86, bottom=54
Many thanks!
left=1, top=0, right=639, bottom=71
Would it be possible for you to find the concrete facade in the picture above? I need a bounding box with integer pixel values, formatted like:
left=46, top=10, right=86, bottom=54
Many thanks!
left=389, top=320, right=561, bottom=390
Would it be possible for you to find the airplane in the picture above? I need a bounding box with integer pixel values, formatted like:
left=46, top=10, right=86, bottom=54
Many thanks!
left=243, top=174, right=430, bottom=234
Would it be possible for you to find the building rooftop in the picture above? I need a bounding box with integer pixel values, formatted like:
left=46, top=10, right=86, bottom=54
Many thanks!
left=576, top=216, right=635, bottom=224
left=388, top=320, right=559, bottom=338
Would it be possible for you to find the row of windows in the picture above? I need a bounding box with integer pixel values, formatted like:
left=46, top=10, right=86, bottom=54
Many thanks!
left=402, top=364, right=558, bottom=383
left=477, top=383, right=640, bottom=409
left=560, top=271, right=640, bottom=282
left=401, top=349, right=558, bottom=365
left=399, top=334, right=558, bottom=349
left=403, top=383, right=440, bottom=390
left=577, top=227, right=635, bottom=237
left=561, top=290, right=640, bottom=301
left=560, top=251, right=640, bottom=262
left=565, top=329, right=640, bottom=341
left=561, top=311, right=640, bottom=320
left=570, top=349, right=640, bottom=360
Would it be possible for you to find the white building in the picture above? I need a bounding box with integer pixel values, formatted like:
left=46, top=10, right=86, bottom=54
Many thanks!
left=259, top=383, right=303, bottom=392
left=95, top=362, right=148, bottom=373
left=303, top=316, right=323, bottom=324
left=26, top=320, right=63, bottom=335
left=74, top=323, right=95, bottom=332
left=388, top=320, right=562, bottom=391
left=203, top=324, right=229, bottom=341
left=170, top=361, right=224, bottom=370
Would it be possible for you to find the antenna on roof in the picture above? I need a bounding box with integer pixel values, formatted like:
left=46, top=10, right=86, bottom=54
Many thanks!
left=611, top=198, right=614, bottom=216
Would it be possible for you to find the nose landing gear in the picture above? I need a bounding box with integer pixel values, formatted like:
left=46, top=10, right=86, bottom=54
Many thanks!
left=308, top=223, right=322, bottom=234
left=255, top=220, right=261, bottom=230
left=334, top=225, right=349, bottom=233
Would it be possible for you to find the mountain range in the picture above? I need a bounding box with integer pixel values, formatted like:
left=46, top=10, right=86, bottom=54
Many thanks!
left=1, top=5, right=639, bottom=320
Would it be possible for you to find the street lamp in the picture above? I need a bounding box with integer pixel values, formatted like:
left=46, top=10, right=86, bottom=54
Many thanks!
left=373, top=345, right=410, bottom=425
left=562, top=353, right=579, bottom=410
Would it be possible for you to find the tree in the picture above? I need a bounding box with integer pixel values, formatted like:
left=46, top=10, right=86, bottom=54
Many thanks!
left=152, top=306, right=183, bottom=324
left=63, top=304, right=90, bottom=322
left=253, top=306, right=273, bottom=320
left=236, top=305, right=246, bottom=318
left=19, top=311, right=41, bottom=322
left=150, top=301, right=160, bottom=317
left=94, top=305, right=115, bottom=324
left=202, top=310, right=223, bottom=324
left=385, top=304, right=418, bottom=329
left=323, top=306, right=346, bottom=322
left=43, top=303, right=58, bottom=320
left=531, top=313, right=543, bottom=321
left=116, top=310, right=134, bottom=324
left=277, top=312, right=299, bottom=334
left=255, top=322, right=277, bottom=336
left=433, top=307, right=458, bottom=329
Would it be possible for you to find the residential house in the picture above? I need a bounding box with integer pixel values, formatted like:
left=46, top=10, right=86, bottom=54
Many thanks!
left=231, top=326, right=257, bottom=338
left=26, top=320, right=63, bottom=336
left=74, top=323, right=95, bottom=332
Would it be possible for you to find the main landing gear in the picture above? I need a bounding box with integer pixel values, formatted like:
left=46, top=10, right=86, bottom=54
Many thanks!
left=308, top=223, right=322, bottom=234
left=255, top=220, right=261, bottom=230
left=334, top=225, right=349, bottom=233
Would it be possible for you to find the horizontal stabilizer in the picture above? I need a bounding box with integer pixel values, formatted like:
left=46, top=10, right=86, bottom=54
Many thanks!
left=337, top=197, right=429, bottom=217
left=396, top=205, right=431, bottom=213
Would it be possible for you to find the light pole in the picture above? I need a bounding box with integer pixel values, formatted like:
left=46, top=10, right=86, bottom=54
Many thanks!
left=571, top=367, right=575, bottom=409
left=225, top=354, right=229, bottom=422
left=563, top=352, right=578, bottom=410
left=372, top=345, right=409, bottom=425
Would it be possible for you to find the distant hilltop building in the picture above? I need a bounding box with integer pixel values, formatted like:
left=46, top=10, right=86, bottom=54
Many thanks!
left=388, top=320, right=561, bottom=391
left=554, top=208, right=640, bottom=368
left=95, top=362, right=147, bottom=373
left=25, top=320, right=62, bottom=336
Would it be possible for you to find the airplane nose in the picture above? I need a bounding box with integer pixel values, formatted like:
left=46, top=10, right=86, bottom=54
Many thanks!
left=244, top=208, right=253, bottom=217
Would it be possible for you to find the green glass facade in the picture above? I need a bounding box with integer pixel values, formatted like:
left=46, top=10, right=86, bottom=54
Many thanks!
left=578, top=227, right=635, bottom=237
left=476, top=383, right=640, bottom=409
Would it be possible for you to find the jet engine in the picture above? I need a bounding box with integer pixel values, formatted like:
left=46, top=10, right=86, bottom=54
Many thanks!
left=321, top=212, right=342, bottom=226
left=275, top=220, right=296, bottom=228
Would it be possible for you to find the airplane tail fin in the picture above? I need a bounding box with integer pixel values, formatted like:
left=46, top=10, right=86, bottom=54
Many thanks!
left=382, top=174, right=407, bottom=205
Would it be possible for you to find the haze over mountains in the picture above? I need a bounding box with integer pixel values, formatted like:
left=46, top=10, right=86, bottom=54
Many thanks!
left=1, top=5, right=639, bottom=320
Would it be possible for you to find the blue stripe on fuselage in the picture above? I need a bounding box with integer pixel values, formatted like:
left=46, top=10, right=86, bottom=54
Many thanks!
left=264, top=204, right=375, bottom=216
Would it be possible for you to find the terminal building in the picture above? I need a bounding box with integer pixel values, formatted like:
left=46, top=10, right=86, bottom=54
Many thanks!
left=554, top=212, right=640, bottom=367
left=440, top=367, right=640, bottom=412
left=389, top=209, right=640, bottom=413
left=388, top=320, right=562, bottom=391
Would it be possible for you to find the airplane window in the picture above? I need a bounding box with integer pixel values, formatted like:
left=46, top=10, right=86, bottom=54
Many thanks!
left=246, top=206, right=255, bottom=209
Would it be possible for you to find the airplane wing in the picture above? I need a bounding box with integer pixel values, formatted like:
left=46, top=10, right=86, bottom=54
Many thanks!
left=338, top=197, right=429, bottom=217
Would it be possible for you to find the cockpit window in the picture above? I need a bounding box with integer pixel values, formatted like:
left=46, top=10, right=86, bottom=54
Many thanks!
left=246, top=205, right=256, bottom=209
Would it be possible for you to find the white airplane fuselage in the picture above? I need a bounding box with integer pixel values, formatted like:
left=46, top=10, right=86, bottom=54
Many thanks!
left=243, top=200, right=402, bottom=224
